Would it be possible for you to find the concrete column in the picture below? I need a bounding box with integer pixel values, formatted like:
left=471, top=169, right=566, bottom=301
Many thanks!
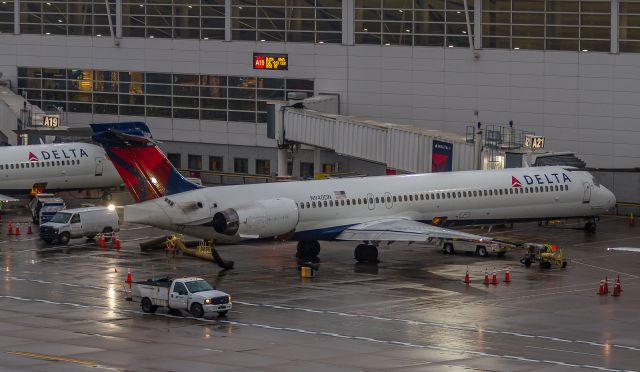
left=225, top=0, right=231, bottom=42
left=13, top=0, right=19, bottom=34
left=342, top=0, right=354, bottom=45
left=313, top=147, right=321, bottom=178
left=277, top=148, right=288, bottom=177
left=116, top=0, right=122, bottom=38
left=473, top=0, right=481, bottom=49
left=474, top=123, right=483, bottom=170
left=611, top=0, right=619, bottom=54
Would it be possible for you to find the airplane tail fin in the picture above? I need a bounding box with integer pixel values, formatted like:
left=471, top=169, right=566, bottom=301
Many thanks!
left=90, top=122, right=200, bottom=203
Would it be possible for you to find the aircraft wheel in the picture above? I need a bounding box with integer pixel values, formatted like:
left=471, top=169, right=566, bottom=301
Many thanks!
left=354, top=244, right=366, bottom=262
left=363, top=245, right=379, bottom=263
left=297, top=240, right=320, bottom=259
left=443, top=243, right=455, bottom=255
left=584, top=222, right=597, bottom=233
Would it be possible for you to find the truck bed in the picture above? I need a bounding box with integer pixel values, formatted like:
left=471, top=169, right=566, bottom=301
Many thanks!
left=131, top=278, right=173, bottom=307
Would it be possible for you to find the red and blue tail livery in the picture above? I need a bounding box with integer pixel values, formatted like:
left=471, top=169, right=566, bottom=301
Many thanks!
left=90, top=122, right=200, bottom=203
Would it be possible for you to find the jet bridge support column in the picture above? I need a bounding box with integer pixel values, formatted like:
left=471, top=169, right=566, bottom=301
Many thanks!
left=474, top=122, right=483, bottom=170
left=267, top=101, right=289, bottom=177
left=313, top=147, right=321, bottom=179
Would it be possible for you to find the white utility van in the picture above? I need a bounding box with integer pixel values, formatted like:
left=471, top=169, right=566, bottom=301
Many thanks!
left=39, top=206, right=120, bottom=245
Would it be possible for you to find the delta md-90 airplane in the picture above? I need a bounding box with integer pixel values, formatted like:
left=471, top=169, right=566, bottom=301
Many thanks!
left=91, top=122, right=616, bottom=262
left=0, top=142, right=121, bottom=201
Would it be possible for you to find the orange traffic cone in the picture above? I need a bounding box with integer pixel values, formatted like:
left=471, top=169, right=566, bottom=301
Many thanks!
left=27, top=224, right=33, bottom=234
left=464, top=268, right=470, bottom=284
left=616, top=275, right=623, bottom=292
left=612, top=281, right=621, bottom=297
left=115, top=236, right=121, bottom=250
left=8, top=222, right=12, bottom=235
left=597, top=279, right=606, bottom=295
left=483, top=270, right=489, bottom=285
left=604, top=276, right=609, bottom=294
left=126, top=268, right=132, bottom=284
left=98, top=233, right=105, bottom=248
left=114, top=267, right=118, bottom=273
left=504, top=268, right=511, bottom=283
left=491, top=270, right=498, bottom=285
left=14, top=225, right=20, bottom=235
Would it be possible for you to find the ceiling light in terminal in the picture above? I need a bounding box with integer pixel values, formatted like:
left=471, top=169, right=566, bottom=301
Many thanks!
left=58, top=19, right=62, bottom=23
left=514, top=47, right=520, bottom=50
left=462, top=31, right=467, bottom=34
left=203, top=37, right=209, bottom=40
left=457, top=11, right=461, bottom=13
left=97, top=34, right=102, bottom=37
left=45, top=32, right=50, bottom=35
left=318, top=41, right=324, bottom=44
left=363, top=28, right=368, bottom=31
left=260, top=39, right=266, bottom=42
left=149, top=35, right=154, bottom=38
left=448, top=45, right=454, bottom=48
left=384, top=42, right=391, bottom=46
left=582, top=49, right=588, bottom=52
left=46, top=2, right=51, bottom=5
left=405, top=29, right=410, bottom=32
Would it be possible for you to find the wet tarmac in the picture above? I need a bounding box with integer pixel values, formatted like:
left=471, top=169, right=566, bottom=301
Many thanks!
left=0, top=213, right=639, bottom=372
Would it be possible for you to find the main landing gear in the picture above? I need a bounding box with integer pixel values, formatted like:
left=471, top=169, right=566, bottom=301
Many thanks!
left=354, top=243, right=379, bottom=263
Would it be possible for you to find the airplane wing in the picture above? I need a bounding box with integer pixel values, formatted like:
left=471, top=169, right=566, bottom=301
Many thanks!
left=336, top=218, right=493, bottom=243
left=607, top=247, right=640, bottom=253
left=0, top=194, right=19, bottom=202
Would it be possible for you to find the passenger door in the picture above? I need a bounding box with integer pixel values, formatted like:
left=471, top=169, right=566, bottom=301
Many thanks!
left=582, top=182, right=592, bottom=203
left=69, top=213, right=82, bottom=237
left=169, top=282, right=189, bottom=310
left=95, top=157, right=104, bottom=176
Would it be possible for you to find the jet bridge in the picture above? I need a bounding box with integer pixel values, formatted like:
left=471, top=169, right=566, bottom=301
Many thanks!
left=268, top=98, right=476, bottom=175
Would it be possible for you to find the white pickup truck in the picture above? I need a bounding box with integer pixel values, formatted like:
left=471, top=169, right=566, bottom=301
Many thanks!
left=129, top=277, right=232, bottom=317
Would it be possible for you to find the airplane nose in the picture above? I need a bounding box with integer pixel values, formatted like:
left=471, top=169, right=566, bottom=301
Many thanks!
left=606, top=188, right=616, bottom=211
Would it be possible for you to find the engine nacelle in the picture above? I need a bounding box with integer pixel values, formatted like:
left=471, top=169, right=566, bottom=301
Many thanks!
left=212, top=198, right=299, bottom=238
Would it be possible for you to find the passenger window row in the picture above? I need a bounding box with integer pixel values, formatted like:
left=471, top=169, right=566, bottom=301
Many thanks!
left=297, top=184, right=570, bottom=210
left=0, top=159, right=80, bottom=170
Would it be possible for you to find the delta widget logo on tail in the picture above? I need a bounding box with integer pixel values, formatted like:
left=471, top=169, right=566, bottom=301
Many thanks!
left=511, top=172, right=572, bottom=187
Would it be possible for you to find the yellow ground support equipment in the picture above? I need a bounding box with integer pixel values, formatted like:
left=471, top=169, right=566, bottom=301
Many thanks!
left=520, top=243, right=568, bottom=269
left=165, top=235, right=234, bottom=269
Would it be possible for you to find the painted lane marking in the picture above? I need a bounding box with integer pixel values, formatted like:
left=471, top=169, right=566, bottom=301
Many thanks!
left=233, top=300, right=640, bottom=353
left=7, top=351, right=97, bottom=365
left=6, top=275, right=640, bottom=354
left=0, top=294, right=633, bottom=372
left=526, top=346, right=603, bottom=357
left=571, top=260, right=640, bottom=279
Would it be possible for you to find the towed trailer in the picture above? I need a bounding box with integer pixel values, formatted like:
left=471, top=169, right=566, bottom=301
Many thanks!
left=437, top=238, right=516, bottom=257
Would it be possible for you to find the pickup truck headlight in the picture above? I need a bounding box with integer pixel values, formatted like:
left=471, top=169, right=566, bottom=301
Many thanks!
left=204, top=298, right=212, bottom=304
left=53, top=229, right=59, bottom=234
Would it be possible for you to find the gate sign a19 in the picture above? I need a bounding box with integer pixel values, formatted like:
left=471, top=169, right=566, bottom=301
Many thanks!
left=253, top=53, right=288, bottom=70
left=432, top=140, right=453, bottom=172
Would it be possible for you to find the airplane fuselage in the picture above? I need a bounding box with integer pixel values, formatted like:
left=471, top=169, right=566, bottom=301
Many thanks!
left=0, top=142, right=121, bottom=194
left=122, top=166, right=616, bottom=242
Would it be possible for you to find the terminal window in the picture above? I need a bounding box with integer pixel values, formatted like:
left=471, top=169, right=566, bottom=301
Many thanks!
left=234, top=158, right=249, bottom=173
left=231, top=0, right=342, bottom=43
left=255, top=159, right=271, bottom=175
left=188, top=154, right=203, bottom=170
left=354, top=0, right=474, bottom=47
left=209, top=156, right=223, bottom=171
left=620, top=1, right=640, bottom=52
left=482, top=0, right=611, bottom=52
left=18, top=67, right=314, bottom=123
left=0, top=1, right=13, bottom=33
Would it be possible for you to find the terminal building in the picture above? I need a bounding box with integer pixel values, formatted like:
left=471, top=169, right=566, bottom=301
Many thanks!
left=0, top=0, right=639, bottom=178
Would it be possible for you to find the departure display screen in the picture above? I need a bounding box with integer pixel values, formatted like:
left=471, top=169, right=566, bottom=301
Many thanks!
left=253, top=53, right=288, bottom=70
